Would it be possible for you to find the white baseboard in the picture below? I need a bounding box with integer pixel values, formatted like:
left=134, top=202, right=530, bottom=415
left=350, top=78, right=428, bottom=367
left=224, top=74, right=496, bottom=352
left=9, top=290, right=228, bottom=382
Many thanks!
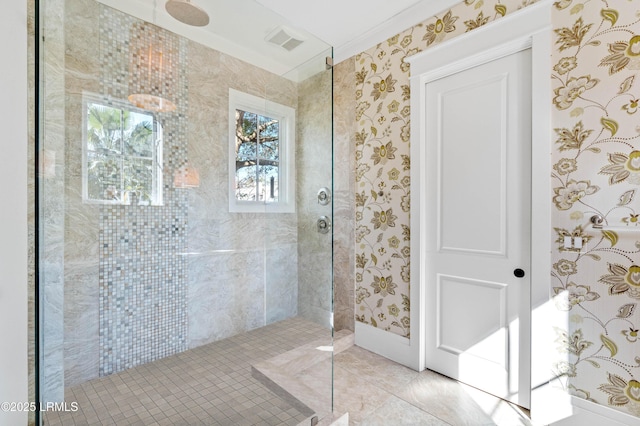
left=354, top=322, right=420, bottom=371
left=540, top=394, right=640, bottom=426
left=556, top=396, right=639, bottom=426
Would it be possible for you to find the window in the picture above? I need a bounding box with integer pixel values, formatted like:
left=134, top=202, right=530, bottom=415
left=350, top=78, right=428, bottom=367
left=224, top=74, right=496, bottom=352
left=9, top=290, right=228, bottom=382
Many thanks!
left=83, top=96, right=163, bottom=205
left=229, top=89, right=295, bottom=213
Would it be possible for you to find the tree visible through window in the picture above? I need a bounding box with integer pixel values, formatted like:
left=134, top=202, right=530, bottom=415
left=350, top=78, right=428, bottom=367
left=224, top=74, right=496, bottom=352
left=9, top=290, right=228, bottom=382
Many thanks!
left=234, top=109, right=280, bottom=202
left=229, top=89, right=295, bottom=213
left=84, top=100, right=163, bottom=205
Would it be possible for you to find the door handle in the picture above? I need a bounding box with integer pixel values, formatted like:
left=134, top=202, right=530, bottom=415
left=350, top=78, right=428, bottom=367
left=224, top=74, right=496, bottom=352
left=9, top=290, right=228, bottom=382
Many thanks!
left=514, top=268, right=525, bottom=278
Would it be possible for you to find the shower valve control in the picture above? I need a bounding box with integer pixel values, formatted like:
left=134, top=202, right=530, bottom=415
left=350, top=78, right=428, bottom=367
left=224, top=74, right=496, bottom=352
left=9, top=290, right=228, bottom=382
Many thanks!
left=317, top=187, right=331, bottom=205
left=317, top=216, right=331, bottom=234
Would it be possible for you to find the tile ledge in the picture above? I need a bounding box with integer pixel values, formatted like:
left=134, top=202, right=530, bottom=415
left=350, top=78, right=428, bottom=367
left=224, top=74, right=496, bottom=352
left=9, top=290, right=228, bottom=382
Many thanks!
left=252, top=329, right=355, bottom=423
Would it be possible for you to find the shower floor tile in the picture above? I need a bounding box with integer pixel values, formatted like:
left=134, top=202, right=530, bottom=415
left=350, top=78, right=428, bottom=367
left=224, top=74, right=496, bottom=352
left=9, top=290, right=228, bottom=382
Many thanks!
left=43, top=317, right=329, bottom=426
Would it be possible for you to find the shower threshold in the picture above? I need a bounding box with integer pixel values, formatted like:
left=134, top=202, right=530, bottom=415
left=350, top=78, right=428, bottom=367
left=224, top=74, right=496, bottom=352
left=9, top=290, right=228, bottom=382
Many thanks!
left=252, top=329, right=354, bottom=425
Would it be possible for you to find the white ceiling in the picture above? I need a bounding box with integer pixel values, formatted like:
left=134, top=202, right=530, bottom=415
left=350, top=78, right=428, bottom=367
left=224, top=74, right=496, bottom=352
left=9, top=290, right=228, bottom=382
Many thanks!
left=96, top=0, right=459, bottom=79
left=256, top=0, right=425, bottom=48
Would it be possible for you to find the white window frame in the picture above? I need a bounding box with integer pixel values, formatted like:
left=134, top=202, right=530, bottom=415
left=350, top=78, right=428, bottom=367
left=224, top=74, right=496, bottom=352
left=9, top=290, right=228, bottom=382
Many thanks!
left=228, top=88, right=295, bottom=213
left=82, top=93, right=164, bottom=206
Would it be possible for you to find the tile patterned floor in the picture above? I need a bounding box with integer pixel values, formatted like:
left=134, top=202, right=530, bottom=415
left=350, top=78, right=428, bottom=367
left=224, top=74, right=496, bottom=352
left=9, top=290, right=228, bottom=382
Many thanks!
left=332, top=346, right=534, bottom=425
left=253, top=337, right=535, bottom=426
left=44, top=317, right=535, bottom=426
left=43, top=318, right=329, bottom=426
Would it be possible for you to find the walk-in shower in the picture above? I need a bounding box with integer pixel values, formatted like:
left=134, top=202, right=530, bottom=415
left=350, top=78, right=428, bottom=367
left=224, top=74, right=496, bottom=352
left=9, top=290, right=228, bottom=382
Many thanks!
left=36, top=0, right=334, bottom=423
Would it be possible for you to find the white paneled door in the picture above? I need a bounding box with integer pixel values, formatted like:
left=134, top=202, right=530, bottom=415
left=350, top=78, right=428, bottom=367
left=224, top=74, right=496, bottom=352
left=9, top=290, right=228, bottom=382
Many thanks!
left=423, top=48, right=532, bottom=408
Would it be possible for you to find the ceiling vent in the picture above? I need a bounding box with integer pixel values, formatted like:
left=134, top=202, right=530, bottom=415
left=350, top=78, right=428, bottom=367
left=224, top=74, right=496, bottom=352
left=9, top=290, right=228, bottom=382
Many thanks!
left=265, top=26, right=305, bottom=51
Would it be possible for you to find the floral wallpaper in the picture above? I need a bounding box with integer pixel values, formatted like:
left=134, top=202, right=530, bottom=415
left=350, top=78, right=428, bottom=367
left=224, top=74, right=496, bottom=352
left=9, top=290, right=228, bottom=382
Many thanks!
left=354, top=0, right=536, bottom=338
left=551, top=0, right=640, bottom=418
left=352, top=0, right=640, bottom=419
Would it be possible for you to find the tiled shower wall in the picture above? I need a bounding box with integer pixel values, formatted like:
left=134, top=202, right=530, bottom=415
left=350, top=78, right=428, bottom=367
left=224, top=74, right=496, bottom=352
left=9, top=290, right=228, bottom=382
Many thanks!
left=333, top=59, right=357, bottom=333
left=60, top=2, right=190, bottom=380
left=27, top=0, right=37, bottom=419
left=96, top=8, right=189, bottom=377
left=183, top=39, right=300, bottom=347
left=98, top=201, right=189, bottom=376
left=40, top=0, right=336, bottom=399
left=41, top=0, right=66, bottom=403
left=297, top=71, right=334, bottom=327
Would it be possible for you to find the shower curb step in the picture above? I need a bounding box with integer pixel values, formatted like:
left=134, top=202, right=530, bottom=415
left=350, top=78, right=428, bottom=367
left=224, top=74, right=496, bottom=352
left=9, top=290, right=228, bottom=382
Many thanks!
left=251, top=329, right=354, bottom=422
left=295, top=411, right=349, bottom=426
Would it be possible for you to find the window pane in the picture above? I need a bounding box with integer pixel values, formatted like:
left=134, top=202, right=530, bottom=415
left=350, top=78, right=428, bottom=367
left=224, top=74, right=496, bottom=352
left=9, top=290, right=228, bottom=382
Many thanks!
left=123, top=158, right=154, bottom=203
left=124, top=111, right=154, bottom=158
left=236, top=109, right=257, bottom=162
left=87, top=151, right=122, bottom=201
left=236, top=165, right=257, bottom=201
left=84, top=100, right=163, bottom=206
left=228, top=90, right=294, bottom=212
left=258, top=165, right=279, bottom=202
left=258, top=115, right=279, bottom=161
left=87, top=103, right=123, bottom=154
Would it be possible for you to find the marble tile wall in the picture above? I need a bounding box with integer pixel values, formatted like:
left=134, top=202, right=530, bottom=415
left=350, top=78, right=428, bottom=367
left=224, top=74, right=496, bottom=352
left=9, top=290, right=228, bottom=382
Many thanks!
left=265, top=245, right=299, bottom=324
left=40, top=0, right=67, bottom=403
left=59, top=1, right=191, bottom=379
left=184, top=39, right=301, bottom=347
left=98, top=200, right=189, bottom=376
left=333, top=59, right=357, bottom=332
left=62, top=0, right=101, bottom=387
left=27, top=0, right=37, bottom=421
left=37, top=0, right=336, bottom=399
left=296, top=70, right=334, bottom=327
left=97, top=10, right=189, bottom=377
left=186, top=250, right=265, bottom=347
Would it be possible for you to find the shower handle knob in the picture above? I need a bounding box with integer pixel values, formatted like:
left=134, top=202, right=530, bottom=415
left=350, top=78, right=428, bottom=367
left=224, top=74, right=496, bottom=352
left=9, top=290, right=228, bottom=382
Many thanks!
left=317, top=187, right=331, bottom=205
left=317, top=216, right=331, bottom=234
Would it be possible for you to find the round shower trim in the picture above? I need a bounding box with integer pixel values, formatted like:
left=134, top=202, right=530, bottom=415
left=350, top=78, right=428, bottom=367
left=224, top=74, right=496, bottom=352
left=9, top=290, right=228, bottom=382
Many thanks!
left=165, top=0, right=210, bottom=27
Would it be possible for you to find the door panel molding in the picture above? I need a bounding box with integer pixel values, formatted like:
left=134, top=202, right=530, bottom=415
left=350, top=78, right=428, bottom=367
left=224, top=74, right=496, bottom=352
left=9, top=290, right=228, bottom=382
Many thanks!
left=423, top=47, right=531, bottom=406
left=407, top=0, right=553, bottom=411
left=436, top=274, right=507, bottom=359
left=353, top=2, right=553, bottom=415
left=436, top=73, right=509, bottom=257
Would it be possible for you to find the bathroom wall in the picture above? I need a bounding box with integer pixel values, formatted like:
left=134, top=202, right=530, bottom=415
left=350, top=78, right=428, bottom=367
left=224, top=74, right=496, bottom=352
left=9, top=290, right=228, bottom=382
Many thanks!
left=40, top=0, right=67, bottom=402
left=333, top=59, right=357, bottom=332
left=349, top=0, right=536, bottom=339
left=335, top=0, right=640, bottom=419
left=41, top=0, right=327, bottom=393
left=184, top=40, right=300, bottom=346
left=1, top=1, right=29, bottom=425
left=297, top=70, right=334, bottom=326
left=62, top=0, right=190, bottom=383
left=550, top=1, right=640, bottom=418
left=29, top=0, right=640, bottom=420
left=27, top=0, right=37, bottom=421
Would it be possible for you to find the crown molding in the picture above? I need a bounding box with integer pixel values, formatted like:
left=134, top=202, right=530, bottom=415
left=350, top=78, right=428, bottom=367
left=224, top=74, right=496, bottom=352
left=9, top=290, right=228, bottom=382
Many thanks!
left=333, top=0, right=459, bottom=63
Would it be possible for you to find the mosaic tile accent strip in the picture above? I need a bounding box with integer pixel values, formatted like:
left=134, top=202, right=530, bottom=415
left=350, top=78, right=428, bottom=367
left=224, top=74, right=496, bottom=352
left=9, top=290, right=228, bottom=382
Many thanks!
left=98, top=5, right=189, bottom=377
left=128, top=20, right=180, bottom=111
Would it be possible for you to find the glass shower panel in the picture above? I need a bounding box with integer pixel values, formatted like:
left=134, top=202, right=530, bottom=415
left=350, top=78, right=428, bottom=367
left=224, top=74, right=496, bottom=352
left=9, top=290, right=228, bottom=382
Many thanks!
left=37, top=0, right=334, bottom=424
left=263, top=50, right=336, bottom=420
